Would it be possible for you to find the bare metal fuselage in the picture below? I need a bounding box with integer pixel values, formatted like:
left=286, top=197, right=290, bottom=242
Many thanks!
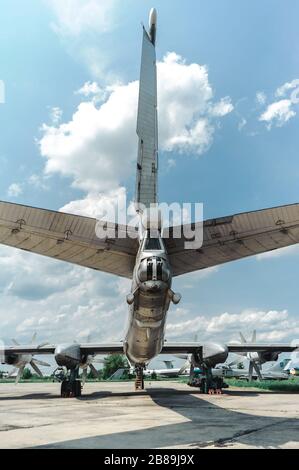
left=124, top=232, right=172, bottom=365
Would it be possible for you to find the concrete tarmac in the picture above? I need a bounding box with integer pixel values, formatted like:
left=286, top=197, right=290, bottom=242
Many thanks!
left=0, top=381, right=298, bottom=449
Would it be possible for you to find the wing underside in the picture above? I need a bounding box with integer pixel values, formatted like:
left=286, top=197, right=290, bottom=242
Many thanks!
left=164, top=203, right=299, bottom=276
left=1, top=344, right=125, bottom=357
left=0, top=201, right=139, bottom=279
left=161, top=343, right=298, bottom=355
left=2, top=342, right=297, bottom=358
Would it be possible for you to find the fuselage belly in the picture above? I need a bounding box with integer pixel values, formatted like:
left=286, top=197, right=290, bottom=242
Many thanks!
left=124, top=232, right=172, bottom=365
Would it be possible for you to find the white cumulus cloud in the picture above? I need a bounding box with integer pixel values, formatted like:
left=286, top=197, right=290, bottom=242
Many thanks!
left=259, top=99, right=296, bottom=128
left=258, top=79, right=299, bottom=129
left=7, top=183, right=23, bottom=198
left=39, top=52, right=233, bottom=210
left=0, top=245, right=127, bottom=345
left=46, top=0, right=117, bottom=36
left=49, top=106, right=63, bottom=125
left=60, top=186, right=127, bottom=219
left=166, top=308, right=299, bottom=342
left=275, top=79, right=299, bottom=97
left=209, top=96, right=234, bottom=117
left=256, top=91, right=267, bottom=105
left=45, top=0, right=120, bottom=78
left=75, top=81, right=103, bottom=97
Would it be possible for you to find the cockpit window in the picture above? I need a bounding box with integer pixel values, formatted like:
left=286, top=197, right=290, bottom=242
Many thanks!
left=144, top=237, right=161, bottom=251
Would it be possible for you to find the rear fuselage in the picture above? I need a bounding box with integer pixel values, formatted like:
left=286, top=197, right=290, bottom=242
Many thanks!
left=124, top=230, right=172, bottom=365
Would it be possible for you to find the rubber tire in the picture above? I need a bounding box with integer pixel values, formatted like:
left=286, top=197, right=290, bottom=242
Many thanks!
left=61, top=381, right=69, bottom=398
left=76, top=381, right=82, bottom=397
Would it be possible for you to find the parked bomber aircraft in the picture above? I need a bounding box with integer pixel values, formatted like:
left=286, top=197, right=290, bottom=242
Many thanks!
left=1, top=9, right=299, bottom=396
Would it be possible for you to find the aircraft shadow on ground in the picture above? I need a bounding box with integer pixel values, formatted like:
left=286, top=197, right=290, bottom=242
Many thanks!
left=27, top=387, right=299, bottom=449
left=0, top=393, right=55, bottom=401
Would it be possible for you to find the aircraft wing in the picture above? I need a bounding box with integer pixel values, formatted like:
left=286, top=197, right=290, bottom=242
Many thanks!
left=0, top=201, right=139, bottom=279
left=2, top=345, right=56, bottom=356
left=163, top=203, right=299, bottom=276
left=1, top=343, right=124, bottom=359
left=227, top=343, right=298, bottom=353
left=2, top=342, right=297, bottom=362
left=161, top=343, right=299, bottom=355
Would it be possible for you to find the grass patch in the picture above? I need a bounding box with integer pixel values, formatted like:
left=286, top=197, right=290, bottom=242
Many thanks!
left=226, top=378, right=299, bottom=392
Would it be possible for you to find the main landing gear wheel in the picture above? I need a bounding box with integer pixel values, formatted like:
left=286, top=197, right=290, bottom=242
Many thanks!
left=201, top=367, right=224, bottom=395
left=61, top=380, right=82, bottom=398
left=60, top=367, right=82, bottom=398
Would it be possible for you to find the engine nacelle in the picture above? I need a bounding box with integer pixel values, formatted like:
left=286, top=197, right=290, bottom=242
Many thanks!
left=202, top=343, right=229, bottom=368
left=3, top=354, right=18, bottom=366
left=259, top=351, right=280, bottom=364
left=55, top=344, right=81, bottom=370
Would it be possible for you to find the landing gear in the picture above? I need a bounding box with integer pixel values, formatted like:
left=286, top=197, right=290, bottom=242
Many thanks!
left=200, top=367, right=224, bottom=395
left=135, top=366, right=145, bottom=391
left=188, top=358, right=226, bottom=395
left=59, top=367, right=82, bottom=398
left=61, top=379, right=82, bottom=398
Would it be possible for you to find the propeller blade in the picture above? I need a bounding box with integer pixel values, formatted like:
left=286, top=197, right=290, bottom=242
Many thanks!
left=33, top=359, right=51, bottom=367
left=30, top=361, right=43, bottom=378
left=253, top=361, right=263, bottom=381
left=90, top=364, right=99, bottom=379
left=30, top=332, right=37, bottom=345
left=251, top=330, right=257, bottom=343
left=15, top=366, right=25, bottom=385
left=239, top=332, right=247, bottom=344
left=248, top=362, right=254, bottom=381
left=82, top=369, right=88, bottom=386
left=12, top=339, right=20, bottom=346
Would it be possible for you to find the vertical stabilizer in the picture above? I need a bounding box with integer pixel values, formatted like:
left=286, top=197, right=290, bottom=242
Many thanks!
left=135, top=10, right=158, bottom=213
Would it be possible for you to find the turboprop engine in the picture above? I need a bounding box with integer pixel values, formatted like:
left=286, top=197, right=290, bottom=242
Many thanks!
left=230, top=331, right=281, bottom=381
left=3, top=334, right=50, bottom=384
left=55, top=344, right=81, bottom=370
left=258, top=351, right=279, bottom=363
left=188, top=343, right=229, bottom=370
left=201, top=343, right=229, bottom=368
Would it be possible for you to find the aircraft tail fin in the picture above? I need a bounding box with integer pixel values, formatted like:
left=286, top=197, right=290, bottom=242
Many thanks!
left=161, top=360, right=174, bottom=370
left=268, top=358, right=291, bottom=372
left=135, top=10, right=158, bottom=213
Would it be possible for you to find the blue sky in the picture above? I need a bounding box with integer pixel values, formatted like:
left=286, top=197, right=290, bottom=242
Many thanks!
left=1, top=0, right=299, bottom=361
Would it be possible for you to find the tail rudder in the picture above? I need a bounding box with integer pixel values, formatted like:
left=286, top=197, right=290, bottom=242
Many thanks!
left=135, top=9, right=158, bottom=213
